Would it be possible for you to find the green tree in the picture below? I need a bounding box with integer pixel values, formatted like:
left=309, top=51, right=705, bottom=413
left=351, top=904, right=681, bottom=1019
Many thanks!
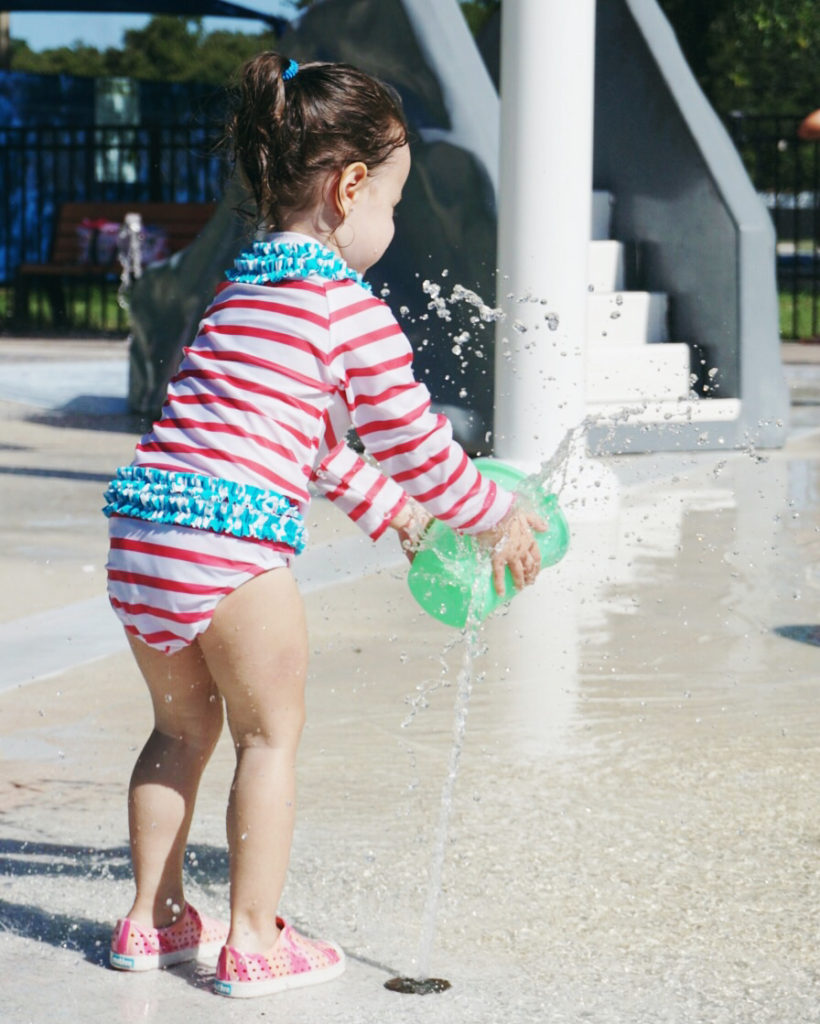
left=10, top=14, right=279, bottom=85
left=114, top=16, right=207, bottom=81
left=706, top=1, right=819, bottom=116
left=459, top=0, right=499, bottom=36
left=655, top=0, right=733, bottom=83
left=10, top=38, right=109, bottom=77
left=658, top=0, right=820, bottom=117
left=9, top=2, right=819, bottom=118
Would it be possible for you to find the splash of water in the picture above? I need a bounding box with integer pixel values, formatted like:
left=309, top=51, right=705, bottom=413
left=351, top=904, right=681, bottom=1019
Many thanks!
left=397, top=549, right=493, bottom=989
left=413, top=621, right=481, bottom=981
left=422, top=278, right=506, bottom=324
left=394, top=280, right=660, bottom=989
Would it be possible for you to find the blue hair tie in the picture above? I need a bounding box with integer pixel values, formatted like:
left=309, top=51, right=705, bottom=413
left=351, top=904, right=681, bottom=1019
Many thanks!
left=282, top=59, right=299, bottom=82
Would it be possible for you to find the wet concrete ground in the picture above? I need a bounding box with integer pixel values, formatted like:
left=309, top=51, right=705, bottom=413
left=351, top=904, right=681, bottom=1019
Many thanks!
left=1, top=337, right=819, bottom=1023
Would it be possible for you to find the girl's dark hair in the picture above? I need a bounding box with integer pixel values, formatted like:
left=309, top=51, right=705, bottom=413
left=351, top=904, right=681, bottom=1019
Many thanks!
left=226, top=52, right=408, bottom=230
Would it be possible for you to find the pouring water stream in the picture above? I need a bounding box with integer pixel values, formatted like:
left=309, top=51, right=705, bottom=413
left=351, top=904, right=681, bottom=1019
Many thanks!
left=386, top=275, right=626, bottom=994
left=387, top=421, right=583, bottom=993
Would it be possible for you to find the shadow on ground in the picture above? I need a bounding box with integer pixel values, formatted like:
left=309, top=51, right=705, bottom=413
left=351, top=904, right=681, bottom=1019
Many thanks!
left=0, top=839, right=230, bottom=965
left=773, top=623, right=820, bottom=646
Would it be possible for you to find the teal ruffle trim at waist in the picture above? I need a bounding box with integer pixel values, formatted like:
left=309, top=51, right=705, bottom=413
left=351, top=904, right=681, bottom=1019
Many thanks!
left=102, top=466, right=306, bottom=554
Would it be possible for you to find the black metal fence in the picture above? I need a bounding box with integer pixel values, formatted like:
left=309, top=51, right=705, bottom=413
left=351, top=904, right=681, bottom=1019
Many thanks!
left=0, top=122, right=227, bottom=334
left=728, top=113, right=820, bottom=341
left=1, top=113, right=818, bottom=339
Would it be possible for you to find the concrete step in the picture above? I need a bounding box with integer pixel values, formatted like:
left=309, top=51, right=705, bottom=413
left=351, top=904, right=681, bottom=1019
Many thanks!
left=588, top=240, right=625, bottom=292
left=587, top=396, right=742, bottom=425
left=592, top=190, right=613, bottom=240
left=586, top=342, right=691, bottom=402
left=587, top=291, right=669, bottom=345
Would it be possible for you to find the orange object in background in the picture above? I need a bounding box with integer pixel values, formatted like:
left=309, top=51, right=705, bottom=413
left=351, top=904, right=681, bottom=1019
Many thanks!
left=797, top=108, right=820, bottom=141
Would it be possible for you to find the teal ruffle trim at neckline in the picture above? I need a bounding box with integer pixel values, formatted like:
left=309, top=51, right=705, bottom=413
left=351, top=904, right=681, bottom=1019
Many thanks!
left=103, top=466, right=307, bottom=553
left=226, top=239, right=371, bottom=292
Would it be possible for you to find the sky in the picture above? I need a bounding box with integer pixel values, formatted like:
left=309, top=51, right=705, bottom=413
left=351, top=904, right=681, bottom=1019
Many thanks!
left=9, top=5, right=296, bottom=51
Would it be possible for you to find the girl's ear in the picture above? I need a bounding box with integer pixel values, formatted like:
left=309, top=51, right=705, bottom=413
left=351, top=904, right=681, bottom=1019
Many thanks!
left=336, top=161, right=368, bottom=217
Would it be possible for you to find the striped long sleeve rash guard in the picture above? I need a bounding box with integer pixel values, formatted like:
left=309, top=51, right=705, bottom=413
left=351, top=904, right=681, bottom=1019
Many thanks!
left=130, top=273, right=512, bottom=542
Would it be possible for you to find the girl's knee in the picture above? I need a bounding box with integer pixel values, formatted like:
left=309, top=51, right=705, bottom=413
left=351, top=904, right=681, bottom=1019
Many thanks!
left=199, top=695, right=226, bottom=749
left=155, top=690, right=224, bottom=752
left=227, top=700, right=305, bottom=754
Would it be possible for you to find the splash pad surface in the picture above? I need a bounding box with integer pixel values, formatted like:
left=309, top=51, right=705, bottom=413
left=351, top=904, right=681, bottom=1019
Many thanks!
left=1, top=339, right=819, bottom=1023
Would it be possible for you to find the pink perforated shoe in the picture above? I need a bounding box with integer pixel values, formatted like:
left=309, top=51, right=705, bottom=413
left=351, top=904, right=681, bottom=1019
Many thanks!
left=110, top=903, right=229, bottom=971
left=214, top=917, right=345, bottom=998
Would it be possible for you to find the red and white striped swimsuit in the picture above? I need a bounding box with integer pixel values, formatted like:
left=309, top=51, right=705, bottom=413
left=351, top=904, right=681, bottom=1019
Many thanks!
left=107, top=236, right=511, bottom=652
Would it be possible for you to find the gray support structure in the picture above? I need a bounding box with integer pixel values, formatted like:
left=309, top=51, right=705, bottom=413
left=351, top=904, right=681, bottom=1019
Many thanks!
left=588, top=0, right=789, bottom=452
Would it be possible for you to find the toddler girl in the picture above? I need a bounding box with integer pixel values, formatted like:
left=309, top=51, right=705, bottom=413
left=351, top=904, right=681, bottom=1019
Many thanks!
left=103, top=51, right=542, bottom=999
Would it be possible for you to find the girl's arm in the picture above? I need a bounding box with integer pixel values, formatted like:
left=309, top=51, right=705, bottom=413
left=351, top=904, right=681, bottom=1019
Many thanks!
left=310, top=439, right=429, bottom=557
left=329, top=286, right=513, bottom=535
left=310, top=439, right=406, bottom=542
left=328, top=286, right=545, bottom=590
left=310, top=402, right=410, bottom=540
left=313, top=432, right=540, bottom=585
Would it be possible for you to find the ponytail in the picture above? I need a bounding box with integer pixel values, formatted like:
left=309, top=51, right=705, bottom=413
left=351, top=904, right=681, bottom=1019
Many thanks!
left=225, top=52, right=408, bottom=230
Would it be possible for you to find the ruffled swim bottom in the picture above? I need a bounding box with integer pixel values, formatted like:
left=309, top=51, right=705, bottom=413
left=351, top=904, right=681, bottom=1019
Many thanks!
left=106, top=516, right=293, bottom=654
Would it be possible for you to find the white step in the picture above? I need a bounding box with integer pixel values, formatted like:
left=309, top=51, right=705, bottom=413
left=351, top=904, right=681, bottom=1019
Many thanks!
left=586, top=343, right=691, bottom=402
left=587, top=397, right=741, bottom=425
left=587, top=292, right=669, bottom=345
left=588, top=240, right=625, bottom=292
left=592, top=191, right=613, bottom=240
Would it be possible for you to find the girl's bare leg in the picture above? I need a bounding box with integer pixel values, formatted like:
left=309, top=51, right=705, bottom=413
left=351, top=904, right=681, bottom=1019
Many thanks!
left=124, top=637, right=224, bottom=927
left=197, top=567, right=308, bottom=954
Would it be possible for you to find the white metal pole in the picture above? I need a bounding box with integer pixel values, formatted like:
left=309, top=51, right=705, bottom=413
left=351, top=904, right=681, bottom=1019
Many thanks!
left=493, top=0, right=596, bottom=466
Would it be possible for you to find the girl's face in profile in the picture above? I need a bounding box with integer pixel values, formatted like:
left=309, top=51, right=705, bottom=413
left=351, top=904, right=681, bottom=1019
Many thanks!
left=340, top=143, right=410, bottom=274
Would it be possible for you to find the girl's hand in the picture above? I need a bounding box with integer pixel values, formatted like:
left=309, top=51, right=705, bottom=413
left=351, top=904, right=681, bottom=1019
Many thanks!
left=390, top=499, right=432, bottom=563
left=477, top=506, right=547, bottom=595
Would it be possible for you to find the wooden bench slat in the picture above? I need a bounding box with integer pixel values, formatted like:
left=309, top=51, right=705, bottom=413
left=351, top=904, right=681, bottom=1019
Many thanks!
left=18, top=263, right=118, bottom=277
left=39, top=201, right=217, bottom=267
left=14, top=200, right=219, bottom=329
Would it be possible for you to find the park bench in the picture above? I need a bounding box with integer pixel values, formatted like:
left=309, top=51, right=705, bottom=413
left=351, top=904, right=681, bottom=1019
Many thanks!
left=14, top=201, right=216, bottom=330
